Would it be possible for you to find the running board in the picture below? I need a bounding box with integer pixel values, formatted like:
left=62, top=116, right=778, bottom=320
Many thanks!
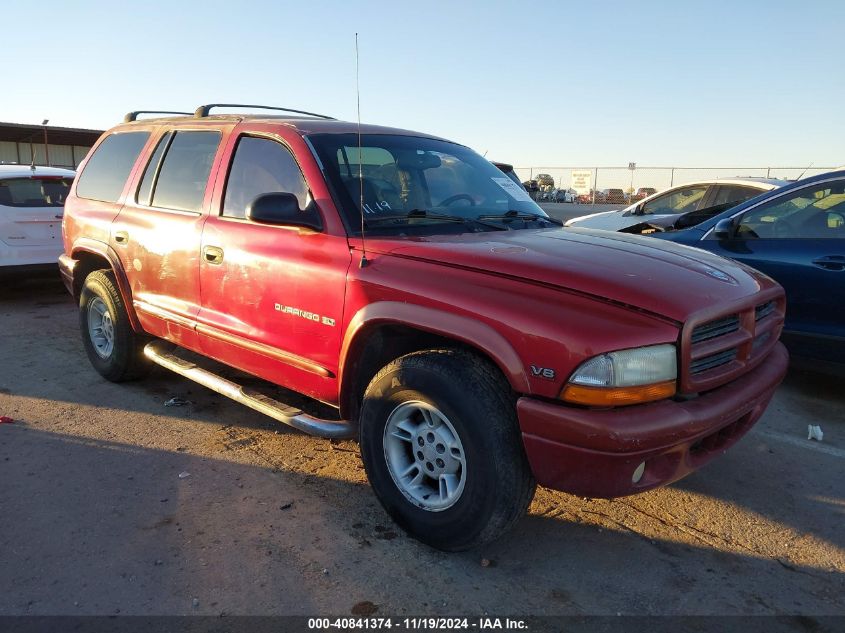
left=143, top=341, right=355, bottom=439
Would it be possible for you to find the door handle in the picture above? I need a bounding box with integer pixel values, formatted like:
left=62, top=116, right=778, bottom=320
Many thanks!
left=203, top=245, right=224, bottom=265
left=114, top=230, right=129, bottom=245
left=811, top=256, right=845, bottom=271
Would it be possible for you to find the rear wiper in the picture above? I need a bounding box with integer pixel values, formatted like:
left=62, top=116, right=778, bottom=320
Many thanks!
left=363, top=209, right=507, bottom=230
left=478, top=210, right=563, bottom=226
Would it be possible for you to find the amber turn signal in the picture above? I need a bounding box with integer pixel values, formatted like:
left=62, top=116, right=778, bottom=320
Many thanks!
left=560, top=380, right=677, bottom=406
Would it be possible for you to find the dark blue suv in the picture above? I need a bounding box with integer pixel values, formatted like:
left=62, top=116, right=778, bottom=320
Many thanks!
left=653, top=170, right=845, bottom=363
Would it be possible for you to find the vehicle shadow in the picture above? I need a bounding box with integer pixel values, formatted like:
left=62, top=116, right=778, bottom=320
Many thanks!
left=0, top=275, right=334, bottom=431
left=0, top=426, right=842, bottom=617
left=666, top=360, right=845, bottom=553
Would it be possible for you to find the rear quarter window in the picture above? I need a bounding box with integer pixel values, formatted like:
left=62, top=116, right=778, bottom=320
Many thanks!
left=75, top=132, right=151, bottom=203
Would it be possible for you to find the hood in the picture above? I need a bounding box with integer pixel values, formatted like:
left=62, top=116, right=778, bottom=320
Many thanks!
left=367, top=228, right=773, bottom=323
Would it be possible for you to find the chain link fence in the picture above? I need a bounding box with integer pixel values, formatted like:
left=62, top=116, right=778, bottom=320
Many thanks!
left=514, top=166, right=840, bottom=204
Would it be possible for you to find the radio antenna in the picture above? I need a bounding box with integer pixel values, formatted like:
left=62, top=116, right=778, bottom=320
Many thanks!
left=796, top=162, right=813, bottom=181
left=356, top=32, right=369, bottom=268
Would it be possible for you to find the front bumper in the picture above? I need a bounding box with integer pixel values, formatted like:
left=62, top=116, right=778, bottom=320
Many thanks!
left=518, top=342, right=788, bottom=498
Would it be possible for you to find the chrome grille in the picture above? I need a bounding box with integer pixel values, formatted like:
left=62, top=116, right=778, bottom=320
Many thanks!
left=691, top=315, right=740, bottom=344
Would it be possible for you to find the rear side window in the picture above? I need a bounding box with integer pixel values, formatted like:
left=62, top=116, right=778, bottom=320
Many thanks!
left=0, top=177, right=74, bottom=207
left=76, top=132, right=150, bottom=203
left=148, top=131, right=220, bottom=212
left=712, top=185, right=761, bottom=207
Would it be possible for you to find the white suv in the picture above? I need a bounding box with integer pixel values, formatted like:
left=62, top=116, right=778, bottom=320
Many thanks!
left=0, top=165, right=75, bottom=277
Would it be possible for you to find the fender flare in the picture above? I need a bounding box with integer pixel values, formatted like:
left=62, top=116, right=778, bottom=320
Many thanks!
left=71, top=237, right=142, bottom=331
left=338, top=301, right=531, bottom=400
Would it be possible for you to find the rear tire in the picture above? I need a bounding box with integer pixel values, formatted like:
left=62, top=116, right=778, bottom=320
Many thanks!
left=79, top=270, right=150, bottom=382
left=359, top=349, right=536, bottom=551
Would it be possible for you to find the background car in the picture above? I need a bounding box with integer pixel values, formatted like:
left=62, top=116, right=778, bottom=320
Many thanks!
left=550, top=187, right=576, bottom=203
left=492, top=162, right=528, bottom=191
left=0, top=165, right=75, bottom=277
left=632, top=187, right=657, bottom=202
left=522, top=179, right=540, bottom=199
left=576, top=190, right=597, bottom=204
left=653, top=170, right=845, bottom=363
left=566, top=178, right=787, bottom=233
left=602, top=188, right=626, bottom=204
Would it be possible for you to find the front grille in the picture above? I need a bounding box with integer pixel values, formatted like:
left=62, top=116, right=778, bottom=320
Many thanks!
left=691, top=348, right=738, bottom=374
left=755, top=301, right=775, bottom=321
left=681, top=293, right=784, bottom=393
left=691, top=315, right=740, bottom=344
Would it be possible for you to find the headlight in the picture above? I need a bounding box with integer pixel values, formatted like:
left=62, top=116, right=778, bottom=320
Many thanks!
left=560, top=344, right=677, bottom=406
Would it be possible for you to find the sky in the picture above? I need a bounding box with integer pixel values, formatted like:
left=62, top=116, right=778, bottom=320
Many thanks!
left=5, top=0, right=844, bottom=169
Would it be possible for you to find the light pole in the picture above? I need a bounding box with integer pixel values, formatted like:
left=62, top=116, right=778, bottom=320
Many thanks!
left=42, top=119, right=50, bottom=167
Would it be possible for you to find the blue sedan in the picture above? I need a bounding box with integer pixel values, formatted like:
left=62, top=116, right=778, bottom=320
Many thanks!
left=652, top=170, right=845, bottom=363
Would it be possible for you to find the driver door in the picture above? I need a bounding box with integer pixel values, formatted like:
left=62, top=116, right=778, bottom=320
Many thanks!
left=705, top=179, right=845, bottom=342
left=197, top=131, right=351, bottom=403
left=638, top=184, right=712, bottom=217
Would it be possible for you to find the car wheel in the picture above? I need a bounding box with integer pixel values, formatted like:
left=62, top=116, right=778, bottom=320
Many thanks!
left=359, top=349, right=536, bottom=551
left=79, top=270, right=150, bottom=382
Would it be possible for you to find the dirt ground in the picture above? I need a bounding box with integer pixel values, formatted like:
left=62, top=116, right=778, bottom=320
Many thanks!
left=0, top=277, right=843, bottom=619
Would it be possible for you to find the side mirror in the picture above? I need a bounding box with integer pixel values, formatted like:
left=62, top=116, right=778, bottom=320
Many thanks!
left=246, top=192, right=322, bottom=231
left=712, top=217, right=735, bottom=240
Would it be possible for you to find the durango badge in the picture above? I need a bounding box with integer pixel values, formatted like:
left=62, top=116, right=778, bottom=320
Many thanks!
left=274, top=303, right=335, bottom=327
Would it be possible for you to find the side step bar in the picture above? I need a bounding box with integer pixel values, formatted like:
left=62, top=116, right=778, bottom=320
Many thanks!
left=143, top=341, right=355, bottom=439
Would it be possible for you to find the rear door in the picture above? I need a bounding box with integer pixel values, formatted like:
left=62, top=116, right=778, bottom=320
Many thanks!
left=705, top=178, right=845, bottom=341
left=113, top=127, right=225, bottom=350
left=0, top=175, right=72, bottom=247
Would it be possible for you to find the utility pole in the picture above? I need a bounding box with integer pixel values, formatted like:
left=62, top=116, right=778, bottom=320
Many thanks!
left=42, top=119, right=50, bottom=166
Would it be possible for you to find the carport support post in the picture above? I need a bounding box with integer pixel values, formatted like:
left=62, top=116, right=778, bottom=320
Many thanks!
left=42, top=126, right=50, bottom=167
left=592, top=168, right=598, bottom=204
left=670, top=168, right=675, bottom=187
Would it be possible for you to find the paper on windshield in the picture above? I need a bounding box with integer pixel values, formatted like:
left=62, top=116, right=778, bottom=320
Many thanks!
left=491, top=177, right=534, bottom=203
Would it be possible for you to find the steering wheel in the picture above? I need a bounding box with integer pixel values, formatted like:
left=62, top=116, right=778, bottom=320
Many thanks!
left=439, top=193, right=476, bottom=207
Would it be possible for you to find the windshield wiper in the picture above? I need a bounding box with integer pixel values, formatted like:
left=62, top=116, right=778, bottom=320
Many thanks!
left=478, top=210, right=563, bottom=226
left=363, top=209, right=507, bottom=230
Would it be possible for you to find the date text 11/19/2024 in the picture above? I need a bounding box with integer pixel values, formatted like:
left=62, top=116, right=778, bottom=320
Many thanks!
left=308, top=617, right=528, bottom=630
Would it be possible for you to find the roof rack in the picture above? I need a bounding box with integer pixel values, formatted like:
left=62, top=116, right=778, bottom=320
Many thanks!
left=193, top=103, right=336, bottom=120
left=124, top=110, right=193, bottom=123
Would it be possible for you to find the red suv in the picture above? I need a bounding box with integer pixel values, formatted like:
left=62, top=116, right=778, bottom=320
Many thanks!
left=59, top=105, right=788, bottom=550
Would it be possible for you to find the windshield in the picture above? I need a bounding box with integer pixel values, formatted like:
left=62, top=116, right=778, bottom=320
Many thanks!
left=0, top=176, right=73, bottom=208
left=308, top=133, right=548, bottom=232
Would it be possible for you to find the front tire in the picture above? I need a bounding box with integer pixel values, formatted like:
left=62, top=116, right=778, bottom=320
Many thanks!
left=359, top=350, right=536, bottom=551
left=79, top=270, right=150, bottom=382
